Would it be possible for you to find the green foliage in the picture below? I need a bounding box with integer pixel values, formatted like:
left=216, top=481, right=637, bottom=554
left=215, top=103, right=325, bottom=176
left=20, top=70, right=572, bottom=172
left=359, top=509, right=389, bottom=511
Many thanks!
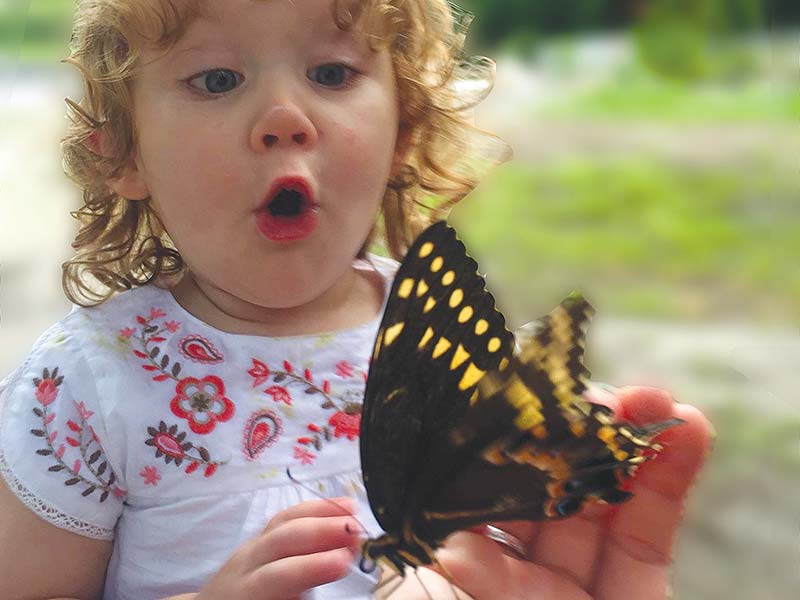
left=633, top=0, right=765, bottom=82
left=451, top=159, right=797, bottom=322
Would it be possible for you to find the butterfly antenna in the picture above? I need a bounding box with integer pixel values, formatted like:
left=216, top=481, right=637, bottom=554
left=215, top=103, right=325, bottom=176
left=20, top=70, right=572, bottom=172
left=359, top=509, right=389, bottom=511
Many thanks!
left=412, top=569, right=437, bottom=600
left=373, top=568, right=404, bottom=598
left=429, top=556, right=462, bottom=600
left=285, top=467, right=370, bottom=536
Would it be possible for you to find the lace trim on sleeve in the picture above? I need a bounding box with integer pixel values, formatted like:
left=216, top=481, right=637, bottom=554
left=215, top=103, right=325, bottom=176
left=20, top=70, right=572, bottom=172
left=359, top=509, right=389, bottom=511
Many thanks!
left=0, top=446, right=115, bottom=540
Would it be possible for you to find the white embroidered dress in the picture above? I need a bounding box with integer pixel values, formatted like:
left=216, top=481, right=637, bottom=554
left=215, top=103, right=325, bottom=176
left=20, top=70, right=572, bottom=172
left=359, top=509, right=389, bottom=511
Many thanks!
left=0, top=256, right=398, bottom=600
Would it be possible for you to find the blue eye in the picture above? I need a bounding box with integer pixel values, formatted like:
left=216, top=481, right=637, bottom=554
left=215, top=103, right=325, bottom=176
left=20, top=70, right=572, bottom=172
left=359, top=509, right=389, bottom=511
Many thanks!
left=308, top=63, right=357, bottom=89
left=188, top=69, right=242, bottom=95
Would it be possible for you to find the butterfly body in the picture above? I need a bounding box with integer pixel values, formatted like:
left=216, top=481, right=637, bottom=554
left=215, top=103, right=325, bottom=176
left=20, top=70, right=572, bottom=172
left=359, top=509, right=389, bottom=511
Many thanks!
left=360, top=221, right=679, bottom=578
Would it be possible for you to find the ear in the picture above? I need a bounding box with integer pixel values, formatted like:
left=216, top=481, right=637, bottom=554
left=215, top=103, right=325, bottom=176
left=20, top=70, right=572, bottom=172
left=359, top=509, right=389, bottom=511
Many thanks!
left=85, top=128, right=150, bottom=201
left=109, top=160, right=150, bottom=201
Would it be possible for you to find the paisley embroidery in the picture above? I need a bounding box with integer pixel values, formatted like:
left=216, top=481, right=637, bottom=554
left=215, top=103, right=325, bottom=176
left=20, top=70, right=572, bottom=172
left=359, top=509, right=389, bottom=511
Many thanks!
left=178, top=335, right=224, bottom=364
left=122, top=307, right=236, bottom=432
left=242, top=410, right=283, bottom=461
left=247, top=358, right=366, bottom=466
left=145, top=421, right=226, bottom=477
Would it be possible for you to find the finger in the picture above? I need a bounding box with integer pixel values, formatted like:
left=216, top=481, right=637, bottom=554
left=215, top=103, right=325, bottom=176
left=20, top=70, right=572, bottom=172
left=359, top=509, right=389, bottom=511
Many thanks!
left=253, top=547, right=357, bottom=598
left=255, top=515, right=362, bottom=565
left=438, top=531, right=591, bottom=600
left=263, top=497, right=355, bottom=533
left=593, top=403, right=712, bottom=600
left=527, top=508, right=608, bottom=590
left=523, top=386, right=674, bottom=587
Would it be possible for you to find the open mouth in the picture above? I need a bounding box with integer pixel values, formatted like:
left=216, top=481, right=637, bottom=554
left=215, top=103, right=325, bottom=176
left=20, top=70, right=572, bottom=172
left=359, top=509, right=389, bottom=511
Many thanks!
left=267, top=188, right=306, bottom=217
left=254, top=178, right=319, bottom=243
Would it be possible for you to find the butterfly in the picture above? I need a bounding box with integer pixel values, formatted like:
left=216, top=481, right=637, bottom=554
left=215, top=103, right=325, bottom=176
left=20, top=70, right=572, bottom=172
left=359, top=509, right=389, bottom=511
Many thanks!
left=359, top=220, right=681, bottom=582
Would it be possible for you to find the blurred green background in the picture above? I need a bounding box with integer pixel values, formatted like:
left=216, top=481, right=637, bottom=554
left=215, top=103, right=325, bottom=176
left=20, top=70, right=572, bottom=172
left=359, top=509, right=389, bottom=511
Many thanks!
left=0, top=1, right=798, bottom=599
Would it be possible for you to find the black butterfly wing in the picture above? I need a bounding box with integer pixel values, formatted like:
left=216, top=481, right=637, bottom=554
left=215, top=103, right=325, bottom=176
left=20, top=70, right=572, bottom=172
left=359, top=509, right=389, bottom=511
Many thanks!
left=410, top=296, right=594, bottom=541
left=361, top=221, right=515, bottom=535
left=417, top=294, right=680, bottom=542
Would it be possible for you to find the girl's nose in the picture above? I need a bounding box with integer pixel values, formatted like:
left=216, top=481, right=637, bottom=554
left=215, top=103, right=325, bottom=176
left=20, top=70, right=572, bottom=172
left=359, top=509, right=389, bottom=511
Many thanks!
left=250, top=104, right=318, bottom=152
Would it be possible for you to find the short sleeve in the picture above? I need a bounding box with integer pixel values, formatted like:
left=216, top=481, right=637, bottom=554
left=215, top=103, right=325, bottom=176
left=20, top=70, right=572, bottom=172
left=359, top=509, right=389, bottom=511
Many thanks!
left=0, top=323, right=124, bottom=540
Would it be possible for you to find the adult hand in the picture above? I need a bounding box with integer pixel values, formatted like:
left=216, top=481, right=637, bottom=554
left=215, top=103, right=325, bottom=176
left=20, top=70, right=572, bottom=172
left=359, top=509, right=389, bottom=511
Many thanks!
left=378, top=386, right=712, bottom=600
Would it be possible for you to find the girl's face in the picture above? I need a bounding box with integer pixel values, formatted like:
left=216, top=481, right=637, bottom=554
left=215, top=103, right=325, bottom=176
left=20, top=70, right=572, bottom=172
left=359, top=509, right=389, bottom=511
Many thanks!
left=115, top=0, right=400, bottom=313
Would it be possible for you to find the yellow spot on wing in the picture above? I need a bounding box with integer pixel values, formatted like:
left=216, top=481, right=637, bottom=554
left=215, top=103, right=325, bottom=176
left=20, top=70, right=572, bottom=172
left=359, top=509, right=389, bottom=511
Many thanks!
left=419, top=242, right=433, bottom=258
left=416, top=279, right=429, bottom=297
left=432, top=336, right=452, bottom=358
left=449, top=289, right=464, bottom=307
left=505, top=374, right=544, bottom=430
left=488, top=337, right=501, bottom=352
left=397, top=278, right=414, bottom=299
left=475, top=319, right=489, bottom=335
left=430, top=256, right=443, bottom=272
left=459, top=363, right=485, bottom=391
left=458, top=306, right=473, bottom=323
left=384, top=322, right=404, bottom=347
left=442, top=271, right=455, bottom=286
left=450, top=344, right=471, bottom=370
left=373, top=329, right=384, bottom=360
left=418, top=326, right=434, bottom=349
left=424, top=297, right=437, bottom=313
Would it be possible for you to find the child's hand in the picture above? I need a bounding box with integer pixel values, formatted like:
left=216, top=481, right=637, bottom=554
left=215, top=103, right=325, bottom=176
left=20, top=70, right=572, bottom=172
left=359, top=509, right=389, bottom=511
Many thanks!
left=195, top=497, right=361, bottom=600
left=377, top=386, right=712, bottom=600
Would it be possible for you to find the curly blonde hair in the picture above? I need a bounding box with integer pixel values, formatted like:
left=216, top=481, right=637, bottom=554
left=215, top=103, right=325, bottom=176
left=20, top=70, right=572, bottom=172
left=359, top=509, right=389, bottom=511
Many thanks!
left=61, top=0, right=508, bottom=306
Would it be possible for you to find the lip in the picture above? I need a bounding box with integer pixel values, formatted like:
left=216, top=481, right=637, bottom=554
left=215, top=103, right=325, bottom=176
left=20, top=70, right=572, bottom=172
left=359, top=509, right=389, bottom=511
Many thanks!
left=254, top=176, right=319, bottom=243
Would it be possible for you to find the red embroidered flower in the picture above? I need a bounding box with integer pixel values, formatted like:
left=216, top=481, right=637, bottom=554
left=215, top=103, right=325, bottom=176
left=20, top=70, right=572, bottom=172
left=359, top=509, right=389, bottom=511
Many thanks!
left=149, top=307, right=166, bottom=320
left=335, top=360, right=354, bottom=378
left=119, top=327, right=136, bottom=339
left=164, top=320, right=181, bottom=333
left=171, top=375, right=234, bottom=434
left=75, top=401, right=94, bottom=421
left=248, top=359, right=271, bottom=388
left=265, top=385, right=291, bottom=405
left=35, top=379, right=58, bottom=406
left=140, top=465, right=161, bottom=486
left=293, top=446, right=316, bottom=465
left=328, top=411, right=361, bottom=441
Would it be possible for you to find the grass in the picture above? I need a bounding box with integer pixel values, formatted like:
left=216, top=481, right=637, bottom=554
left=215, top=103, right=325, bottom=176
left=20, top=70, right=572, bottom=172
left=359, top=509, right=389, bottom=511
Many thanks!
left=539, top=75, right=800, bottom=123
left=448, top=159, right=798, bottom=323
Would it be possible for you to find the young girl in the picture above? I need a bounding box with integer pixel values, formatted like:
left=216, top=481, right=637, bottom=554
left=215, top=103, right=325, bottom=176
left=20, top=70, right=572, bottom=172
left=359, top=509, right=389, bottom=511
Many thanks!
left=0, top=1, right=710, bottom=599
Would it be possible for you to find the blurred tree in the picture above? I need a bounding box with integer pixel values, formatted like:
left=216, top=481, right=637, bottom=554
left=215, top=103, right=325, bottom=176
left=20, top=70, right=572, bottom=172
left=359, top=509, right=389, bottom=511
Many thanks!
left=634, top=0, right=765, bottom=81
left=460, top=0, right=796, bottom=49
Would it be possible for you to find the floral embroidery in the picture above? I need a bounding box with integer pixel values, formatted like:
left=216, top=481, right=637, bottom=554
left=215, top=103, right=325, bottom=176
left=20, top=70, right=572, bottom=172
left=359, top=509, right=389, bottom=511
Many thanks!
left=178, top=335, right=223, bottom=364
left=247, top=358, right=364, bottom=464
left=264, top=386, right=291, bottom=405
left=29, top=368, right=126, bottom=502
left=122, top=306, right=236, bottom=477
left=328, top=410, right=361, bottom=441
left=335, top=360, right=354, bottom=378
left=145, top=421, right=225, bottom=477
left=242, top=410, right=283, bottom=461
left=293, top=446, right=316, bottom=465
left=140, top=465, right=161, bottom=486
left=170, top=375, right=234, bottom=435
